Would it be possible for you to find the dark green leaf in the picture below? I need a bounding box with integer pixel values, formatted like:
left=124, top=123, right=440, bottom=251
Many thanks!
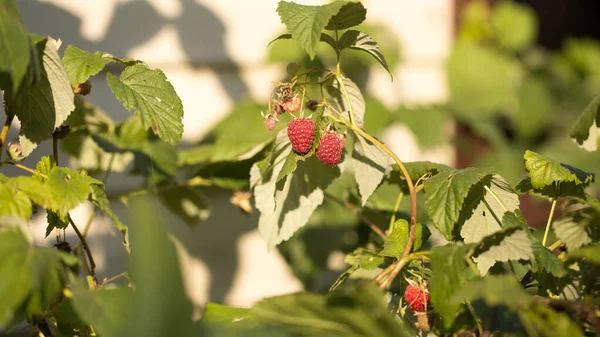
left=45, top=210, right=69, bottom=238
left=338, top=30, right=392, bottom=79
left=430, top=244, right=471, bottom=329
left=325, top=2, right=366, bottom=30
left=268, top=33, right=337, bottom=52
left=424, top=167, right=494, bottom=240
left=107, top=64, right=184, bottom=145
left=452, top=275, right=532, bottom=310
left=70, top=286, right=133, bottom=337
left=0, top=0, right=30, bottom=97
left=570, top=93, right=600, bottom=152
left=12, top=37, right=75, bottom=156
left=380, top=219, right=429, bottom=259
left=62, top=45, right=113, bottom=86
left=276, top=1, right=345, bottom=59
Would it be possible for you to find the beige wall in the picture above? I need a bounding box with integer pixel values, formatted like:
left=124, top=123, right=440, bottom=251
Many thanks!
left=14, top=0, right=454, bottom=307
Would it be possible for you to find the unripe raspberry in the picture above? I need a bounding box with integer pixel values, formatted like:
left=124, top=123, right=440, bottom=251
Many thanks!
left=316, top=133, right=342, bottom=166
left=287, top=118, right=315, bottom=154
left=283, top=98, right=301, bottom=113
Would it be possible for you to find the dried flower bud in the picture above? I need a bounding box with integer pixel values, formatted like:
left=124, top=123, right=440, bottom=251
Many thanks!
left=6, top=142, right=24, bottom=162
left=74, top=80, right=92, bottom=95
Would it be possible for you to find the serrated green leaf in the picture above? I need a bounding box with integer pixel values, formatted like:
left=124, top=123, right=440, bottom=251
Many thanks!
left=47, top=167, right=98, bottom=215
left=387, top=161, right=452, bottom=193
left=36, top=155, right=56, bottom=176
left=62, top=45, right=113, bottom=86
left=276, top=1, right=345, bottom=59
left=0, top=0, right=30, bottom=97
left=519, top=150, right=595, bottom=198
left=252, top=285, right=408, bottom=337
left=338, top=30, right=392, bottom=79
left=11, top=176, right=53, bottom=208
left=351, top=134, right=392, bottom=206
left=268, top=33, right=337, bottom=52
left=461, top=175, right=520, bottom=245
left=345, top=248, right=384, bottom=271
left=491, top=1, right=537, bottom=52
left=570, top=93, right=600, bottom=151
left=71, top=286, right=132, bottom=337
left=430, top=244, right=470, bottom=330
left=0, top=228, right=78, bottom=329
left=158, top=185, right=211, bottom=227
left=13, top=37, right=75, bottom=156
left=424, top=167, right=494, bottom=240
left=89, top=184, right=129, bottom=252
left=472, top=226, right=533, bottom=275
left=447, top=42, right=519, bottom=118
left=0, top=179, right=32, bottom=221
left=45, top=210, right=69, bottom=237
left=553, top=214, right=593, bottom=251
left=106, top=65, right=184, bottom=145
left=568, top=243, right=600, bottom=264
left=379, top=219, right=429, bottom=259
left=452, top=275, right=532, bottom=310
left=325, top=75, right=365, bottom=128
left=253, top=131, right=340, bottom=248
left=325, top=1, right=365, bottom=30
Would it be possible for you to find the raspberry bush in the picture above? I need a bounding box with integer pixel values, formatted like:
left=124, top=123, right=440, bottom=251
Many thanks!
left=1, top=1, right=599, bottom=337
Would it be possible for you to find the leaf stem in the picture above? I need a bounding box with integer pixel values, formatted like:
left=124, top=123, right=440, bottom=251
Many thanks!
left=484, top=185, right=509, bottom=212
left=1, top=161, right=48, bottom=178
left=542, top=198, right=558, bottom=247
left=100, top=272, right=129, bottom=287
left=389, top=192, right=404, bottom=233
left=69, top=215, right=96, bottom=283
left=0, top=112, right=15, bottom=161
left=324, top=191, right=386, bottom=239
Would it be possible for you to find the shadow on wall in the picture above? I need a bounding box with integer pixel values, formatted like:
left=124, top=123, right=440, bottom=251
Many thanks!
left=13, top=0, right=257, bottom=304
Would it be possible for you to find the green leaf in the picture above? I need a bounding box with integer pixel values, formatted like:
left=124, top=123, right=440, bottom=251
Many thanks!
left=268, top=33, right=338, bottom=52
left=0, top=228, right=78, bottom=329
left=393, top=105, right=449, bottom=148
left=452, top=275, right=532, bottom=310
left=424, top=167, right=494, bottom=241
left=107, top=64, right=184, bottom=145
left=351, top=134, right=392, bottom=206
left=568, top=243, right=600, bottom=264
left=251, top=285, right=409, bottom=337
left=338, top=30, right=392, bottom=79
left=89, top=184, right=129, bottom=252
left=430, top=244, right=470, bottom=330
left=514, top=74, right=553, bottom=140
left=276, top=1, right=345, bottom=59
left=460, top=175, right=520, bottom=244
left=62, top=45, right=113, bottom=86
left=491, top=1, right=537, bottom=52
left=387, top=161, right=452, bottom=192
left=447, top=42, right=519, bottom=118
left=345, top=248, right=384, bottom=271
left=380, top=219, right=429, bottom=259
left=0, top=0, right=30, bottom=97
left=70, top=286, right=132, bottom=337
left=253, top=130, right=340, bottom=248
left=570, top=93, right=600, bottom=152
left=11, top=176, right=53, bottom=208
left=325, top=75, right=365, bottom=128
left=47, top=167, right=98, bottom=215
left=325, top=1, right=366, bottom=30
left=36, top=155, right=56, bottom=176
left=200, top=303, right=260, bottom=332
left=45, top=210, right=69, bottom=237
left=0, top=178, right=32, bottom=220
left=517, top=150, right=595, bottom=198
left=177, top=145, right=213, bottom=166
left=12, top=37, right=75, bottom=156
left=158, top=185, right=211, bottom=227
left=522, top=304, right=585, bottom=337
left=553, top=212, right=594, bottom=251
left=472, top=226, right=533, bottom=275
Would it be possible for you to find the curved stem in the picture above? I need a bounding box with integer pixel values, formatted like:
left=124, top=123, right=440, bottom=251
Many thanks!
left=542, top=198, right=558, bottom=247
left=69, top=215, right=96, bottom=282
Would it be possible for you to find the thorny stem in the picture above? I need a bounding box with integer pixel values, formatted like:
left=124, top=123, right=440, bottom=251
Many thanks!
left=69, top=216, right=96, bottom=282
left=324, top=191, right=386, bottom=239
left=542, top=198, right=558, bottom=247
left=0, top=112, right=15, bottom=161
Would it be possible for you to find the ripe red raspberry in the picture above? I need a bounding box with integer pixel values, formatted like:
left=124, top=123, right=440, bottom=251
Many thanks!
left=316, top=133, right=342, bottom=166
left=283, top=98, right=301, bottom=113
left=287, top=118, right=315, bottom=154
left=404, top=284, right=430, bottom=312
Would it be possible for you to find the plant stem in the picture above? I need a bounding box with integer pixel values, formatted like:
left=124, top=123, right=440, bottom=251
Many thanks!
left=484, top=185, right=508, bottom=212
left=389, top=192, right=404, bottom=233
left=0, top=112, right=15, bottom=161
left=1, top=161, right=48, bottom=178
left=324, top=191, right=386, bottom=239
left=548, top=239, right=563, bottom=252
left=110, top=176, right=212, bottom=202
left=52, top=136, right=59, bottom=165
left=542, top=198, right=558, bottom=247
left=377, top=251, right=430, bottom=290
left=100, top=272, right=129, bottom=287
left=69, top=216, right=96, bottom=281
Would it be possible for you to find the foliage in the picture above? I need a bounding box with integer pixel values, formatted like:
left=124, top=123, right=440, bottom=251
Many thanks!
left=0, top=1, right=599, bottom=336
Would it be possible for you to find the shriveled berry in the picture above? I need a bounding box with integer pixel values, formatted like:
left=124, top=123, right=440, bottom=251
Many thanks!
left=287, top=118, right=315, bottom=154
left=74, top=80, right=92, bottom=95
left=404, top=284, right=430, bottom=312
left=305, top=100, right=318, bottom=111
left=283, top=98, right=301, bottom=113
left=316, top=133, right=342, bottom=166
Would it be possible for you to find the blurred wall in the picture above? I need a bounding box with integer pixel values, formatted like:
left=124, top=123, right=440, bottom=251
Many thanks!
left=13, top=0, right=454, bottom=307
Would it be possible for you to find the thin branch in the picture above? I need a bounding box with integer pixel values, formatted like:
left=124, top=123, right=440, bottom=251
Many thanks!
left=2, top=161, right=48, bottom=178
left=542, top=198, right=558, bottom=247
left=324, top=191, right=386, bottom=239
left=100, top=272, right=129, bottom=287
left=69, top=215, right=96, bottom=280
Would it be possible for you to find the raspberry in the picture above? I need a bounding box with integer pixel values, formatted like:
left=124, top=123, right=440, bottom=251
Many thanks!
left=287, top=118, right=315, bottom=154
left=404, top=284, right=430, bottom=312
left=316, top=133, right=342, bottom=166
left=283, top=98, right=301, bottom=113
left=337, top=133, right=346, bottom=149
left=263, top=116, right=277, bottom=131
